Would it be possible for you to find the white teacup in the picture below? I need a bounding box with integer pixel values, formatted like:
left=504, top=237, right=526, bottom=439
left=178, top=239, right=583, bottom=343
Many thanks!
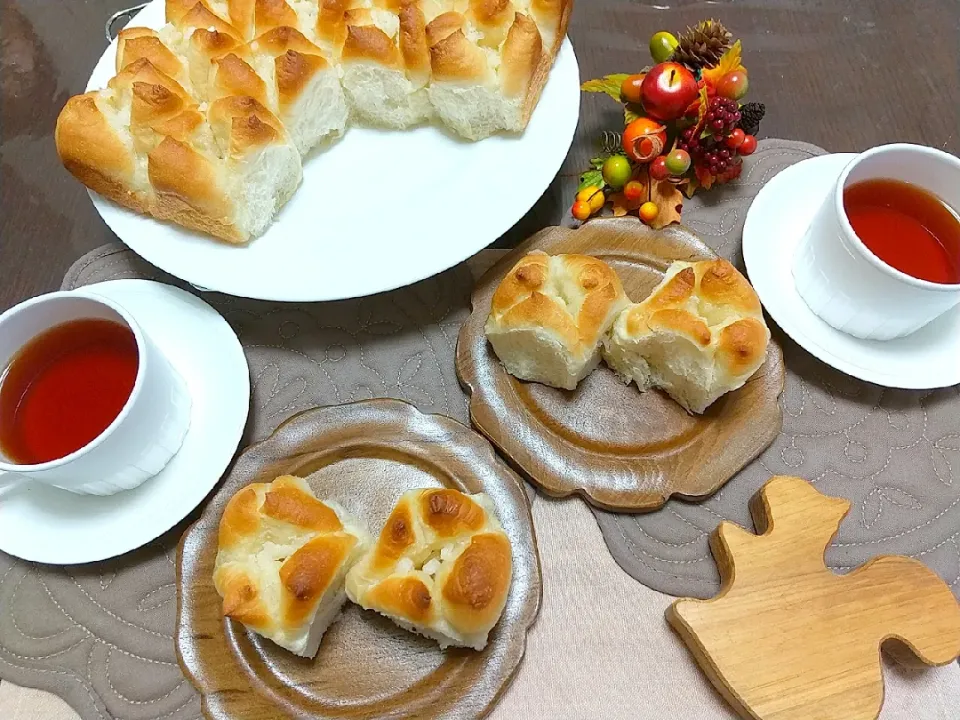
left=0, top=290, right=191, bottom=496
left=792, top=143, right=960, bottom=340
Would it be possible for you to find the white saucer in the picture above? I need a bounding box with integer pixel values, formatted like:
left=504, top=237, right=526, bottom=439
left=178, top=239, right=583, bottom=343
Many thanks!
left=743, top=153, right=960, bottom=389
left=0, top=280, right=250, bottom=564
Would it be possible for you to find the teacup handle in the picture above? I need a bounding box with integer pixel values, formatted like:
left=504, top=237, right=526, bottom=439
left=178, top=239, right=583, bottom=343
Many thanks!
left=0, top=471, right=27, bottom=499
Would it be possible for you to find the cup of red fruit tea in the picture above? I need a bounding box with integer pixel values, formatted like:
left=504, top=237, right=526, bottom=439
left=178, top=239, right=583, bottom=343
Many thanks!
left=792, top=143, right=960, bottom=340
left=0, top=290, right=191, bottom=496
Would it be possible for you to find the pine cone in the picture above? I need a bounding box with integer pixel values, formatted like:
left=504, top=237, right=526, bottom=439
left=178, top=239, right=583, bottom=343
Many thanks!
left=737, top=102, right=765, bottom=137
left=673, top=20, right=732, bottom=70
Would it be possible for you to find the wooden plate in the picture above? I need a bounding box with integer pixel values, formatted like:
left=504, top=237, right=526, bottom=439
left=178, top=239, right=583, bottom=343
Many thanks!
left=456, top=217, right=785, bottom=511
left=176, top=399, right=541, bottom=720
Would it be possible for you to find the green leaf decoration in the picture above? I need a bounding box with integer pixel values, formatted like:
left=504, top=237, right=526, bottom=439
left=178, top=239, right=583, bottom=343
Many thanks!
left=581, top=74, right=629, bottom=101
left=624, top=105, right=643, bottom=124
left=579, top=168, right=604, bottom=192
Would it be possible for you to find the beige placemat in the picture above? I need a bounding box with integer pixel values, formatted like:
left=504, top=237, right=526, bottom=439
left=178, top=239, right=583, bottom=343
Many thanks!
left=1, top=141, right=958, bottom=719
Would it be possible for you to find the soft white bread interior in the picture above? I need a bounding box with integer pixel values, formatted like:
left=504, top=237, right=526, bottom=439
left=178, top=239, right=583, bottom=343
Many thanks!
left=602, top=259, right=771, bottom=414
left=346, top=488, right=512, bottom=650
left=338, top=4, right=434, bottom=128
left=56, top=0, right=572, bottom=242
left=484, top=251, right=630, bottom=391
left=213, top=474, right=371, bottom=657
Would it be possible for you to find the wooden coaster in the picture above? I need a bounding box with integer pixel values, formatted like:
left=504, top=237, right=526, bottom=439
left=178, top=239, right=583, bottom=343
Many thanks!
left=666, top=475, right=960, bottom=720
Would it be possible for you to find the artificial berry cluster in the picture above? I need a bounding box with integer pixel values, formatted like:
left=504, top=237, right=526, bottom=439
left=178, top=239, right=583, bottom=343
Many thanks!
left=704, top=97, right=741, bottom=139
left=678, top=118, right=757, bottom=186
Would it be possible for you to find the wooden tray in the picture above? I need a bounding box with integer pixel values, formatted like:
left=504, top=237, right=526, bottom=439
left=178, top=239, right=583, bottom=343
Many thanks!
left=176, top=400, right=541, bottom=720
left=456, top=217, right=785, bottom=511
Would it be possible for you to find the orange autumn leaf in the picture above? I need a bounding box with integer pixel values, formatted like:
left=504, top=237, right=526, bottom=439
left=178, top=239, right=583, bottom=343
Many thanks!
left=648, top=176, right=684, bottom=229
left=702, top=40, right=744, bottom=86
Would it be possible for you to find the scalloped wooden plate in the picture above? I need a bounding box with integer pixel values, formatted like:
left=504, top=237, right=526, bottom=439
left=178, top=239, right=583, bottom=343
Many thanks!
left=176, top=399, right=541, bottom=720
left=456, top=217, right=785, bottom=511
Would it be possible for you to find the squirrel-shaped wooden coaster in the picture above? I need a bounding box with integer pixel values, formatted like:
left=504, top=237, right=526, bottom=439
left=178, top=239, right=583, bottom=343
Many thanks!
left=667, top=475, right=960, bottom=720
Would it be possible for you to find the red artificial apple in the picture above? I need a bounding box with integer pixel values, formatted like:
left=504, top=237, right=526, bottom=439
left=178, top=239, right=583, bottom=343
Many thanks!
left=640, top=62, right=698, bottom=121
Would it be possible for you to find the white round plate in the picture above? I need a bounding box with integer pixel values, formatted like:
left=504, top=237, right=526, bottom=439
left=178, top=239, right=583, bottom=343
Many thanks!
left=743, top=153, right=960, bottom=389
left=85, top=0, right=581, bottom=301
left=0, top=280, right=250, bottom=564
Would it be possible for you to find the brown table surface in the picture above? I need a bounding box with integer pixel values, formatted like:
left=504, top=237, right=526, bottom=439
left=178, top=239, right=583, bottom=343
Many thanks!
left=2, top=0, right=959, bottom=314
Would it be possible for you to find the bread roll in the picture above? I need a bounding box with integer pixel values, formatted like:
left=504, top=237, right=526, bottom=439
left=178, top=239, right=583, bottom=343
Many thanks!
left=346, top=488, right=512, bottom=650
left=602, top=259, right=770, bottom=414
left=485, top=251, right=630, bottom=390
left=56, top=0, right=573, bottom=242
left=213, top=475, right=371, bottom=657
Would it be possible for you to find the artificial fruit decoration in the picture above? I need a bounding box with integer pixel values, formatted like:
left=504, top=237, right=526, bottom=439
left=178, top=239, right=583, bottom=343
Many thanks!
left=622, top=118, right=667, bottom=162
left=716, top=70, right=749, bottom=100
left=577, top=21, right=763, bottom=228
left=640, top=62, right=698, bottom=121
left=649, top=31, right=679, bottom=63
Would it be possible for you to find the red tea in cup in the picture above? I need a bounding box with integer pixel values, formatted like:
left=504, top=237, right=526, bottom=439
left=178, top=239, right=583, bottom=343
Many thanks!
left=843, top=178, right=960, bottom=285
left=0, top=318, right=139, bottom=465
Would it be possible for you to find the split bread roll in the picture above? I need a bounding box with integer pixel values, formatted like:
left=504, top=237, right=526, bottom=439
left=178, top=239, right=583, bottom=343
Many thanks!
left=602, top=259, right=771, bottom=414
left=346, top=488, right=512, bottom=650
left=484, top=251, right=629, bottom=390
left=213, top=475, right=371, bottom=657
left=55, top=0, right=572, bottom=243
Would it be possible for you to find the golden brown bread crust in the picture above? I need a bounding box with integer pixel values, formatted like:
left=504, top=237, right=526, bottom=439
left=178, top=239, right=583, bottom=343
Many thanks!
left=262, top=476, right=344, bottom=531
left=500, top=13, right=542, bottom=98
left=116, top=28, right=184, bottom=79
left=280, top=533, right=356, bottom=625
left=148, top=136, right=246, bottom=242
left=467, top=0, right=513, bottom=48
left=398, top=4, right=430, bottom=83
left=218, top=567, right=271, bottom=626
left=647, top=309, right=711, bottom=346
left=420, top=489, right=486, bottom=537
left=255, top=25, right=324, bottom=56
left=316, top=0, right=350, bottom=49
left=698, top=259, right=763, bottom=315
left=716, top=317, right=768, bottom=375
left=372, top=498, right=419, bottom=571
left=520, top=0, right=572, bottom=124
left=165, top=0, right=205, bottom=24
left=425, top=12, right=463, bottom=46
left=189, top=27, right=245, bottom=62
left=429, top=29, right=490, bottom=83
left=440, top=532, right=512, bottom=634
left=341, top=24, right=402, bottom=68
left=367, top=575, right=436, bottom=623
left=218, top=485, right=263, bottom=549
left=178, top=1, right=243, bottom=37
left=210, top=52, right=269, bottom=106
left=275, top=50, right=328, bottom=108
left=55, top=93, right=151, bottom=215
left=254, top=0, right=298, bottom=36
left=488, top=252, right=628, bottom=358
left=208, top=95, right=284, bottom=154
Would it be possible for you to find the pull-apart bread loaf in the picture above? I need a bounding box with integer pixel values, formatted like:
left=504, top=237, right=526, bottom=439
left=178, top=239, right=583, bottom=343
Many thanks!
left=346, top=488, right=512, bottom=650
left=55, top=0, right=572, bottom=243
left=213, top=475, right=370, bottom=657
left=484, top=251, right=629, bottom=390
left=603, top=259, right=770, bottom=414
